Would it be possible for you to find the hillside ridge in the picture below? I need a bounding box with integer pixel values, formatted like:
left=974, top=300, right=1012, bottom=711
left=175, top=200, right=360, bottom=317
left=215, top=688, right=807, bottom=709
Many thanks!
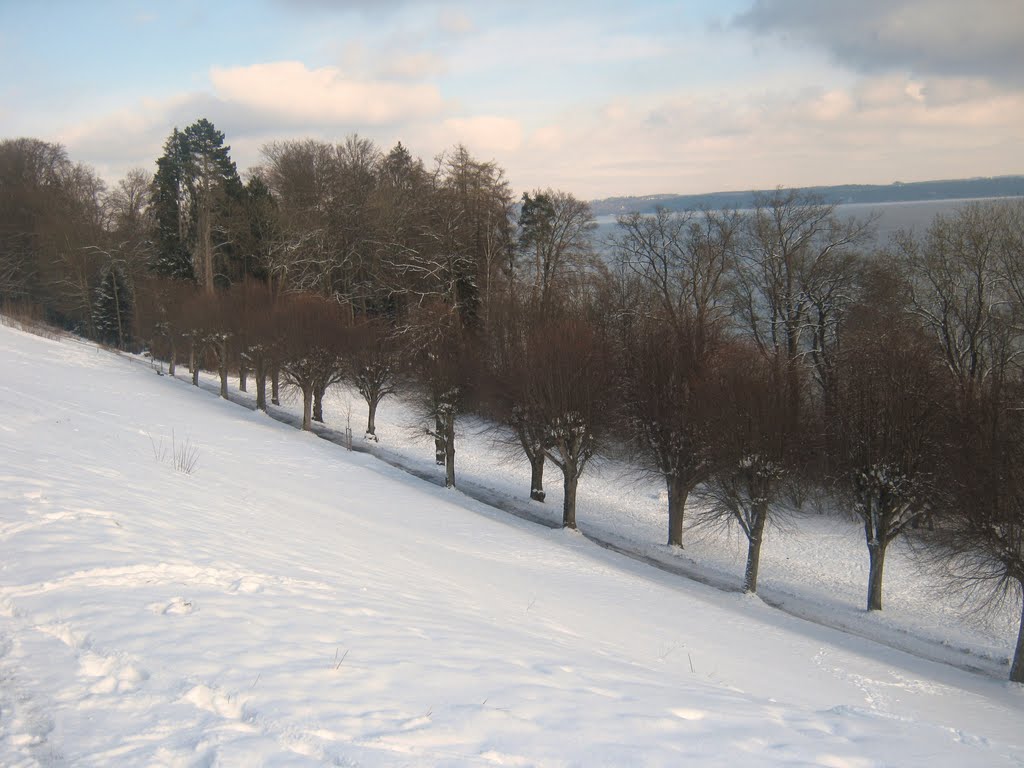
left=590, top=175, right=1024, bottom=216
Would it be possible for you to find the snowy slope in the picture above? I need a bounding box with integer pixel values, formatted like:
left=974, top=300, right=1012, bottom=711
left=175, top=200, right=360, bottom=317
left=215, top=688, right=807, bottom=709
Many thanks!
left=310, top=387, right=1019, bottom=676
left=1, top=322, right=1022, bottom=767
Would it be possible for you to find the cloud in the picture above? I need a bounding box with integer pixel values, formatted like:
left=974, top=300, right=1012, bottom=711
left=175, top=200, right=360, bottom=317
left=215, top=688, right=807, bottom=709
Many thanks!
left=209, top=61, right=442, bottom=125
left=495, top=69, right=1024, bottom=199
left=51, top=59, right=444, bottom=182
left=735, top=0, right=1024, bottom=84
left=439, top=115, right=523, bottom=153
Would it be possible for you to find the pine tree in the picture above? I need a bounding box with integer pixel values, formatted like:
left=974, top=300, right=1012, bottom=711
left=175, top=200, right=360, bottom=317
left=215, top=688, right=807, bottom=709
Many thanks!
left=149, top=119, right=242, bottom=291
left=182, top=118, right=243, bottom=293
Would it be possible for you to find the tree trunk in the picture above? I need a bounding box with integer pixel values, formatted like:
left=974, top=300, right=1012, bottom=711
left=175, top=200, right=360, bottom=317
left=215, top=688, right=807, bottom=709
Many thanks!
left=255, top=361, right=267, bottom=412
left=271, top=367, right=281, bottom=406
left=435, top=414, right=446, bottom=465
left=112, top=271, right=124, bottom=349
left=239, top=362, right=247, bottom=392
left=189, top=341, right=196, bottom=375
left=530, top=452, right=546, bottom=502
left=199, top=204, right=215, bottom=295
left=1011, top=598, right=1024, bottom=683
left=866, top=541, right=886, bottom=611
left=366, top=396, right=378, bottom=440
left=218, top=340, right=228, bottom=399
left=666, top=474, right=688, bottom=547
left=168, top=339, right=176, bottom=377
left=301, top=386, right=313, bottom=431
left=562, top=466, right=579, bottom=530
left=743, top=505, right=768, bottom=593
left=444, top=414, right=456, bottom=489
left=313, top=384, right=325, bottom=423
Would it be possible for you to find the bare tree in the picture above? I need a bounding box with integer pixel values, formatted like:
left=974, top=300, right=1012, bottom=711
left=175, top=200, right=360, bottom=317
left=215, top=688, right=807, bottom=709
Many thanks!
left=230, top=281, right=278, bottom=411
left=897, top=202, right=1015, bottom=405
left=920, top=199, right=1024, bottom=682
left=348, top=317, right=398, bottom=439
left=521, top=317, right=612, bottom=529
left=517, top=189, right=596, bottom=316
left=483, top=296, right=551, bottom=502
left=614, top=207, right=739, bottom=345
left=697, top=344, right=794, bottom=593
left=259, top=139, right=339, bottom=300
left=613, top=207, right=739, bottom=545
left=931, top=374, right=1024, bottom=682
left=732, top=189, right=875, bottom=427
left=278, top=295, right=348, bottom=430
left=829, top=263, right=951, bottom=610
left=406, top=302, right=473, bottom=488
left=621, top=314, right=729, bottom=547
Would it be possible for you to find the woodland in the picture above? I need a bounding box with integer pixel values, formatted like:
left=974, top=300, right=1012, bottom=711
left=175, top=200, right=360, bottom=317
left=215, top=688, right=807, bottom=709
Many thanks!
left=2, top=120, right=1023, bottom=681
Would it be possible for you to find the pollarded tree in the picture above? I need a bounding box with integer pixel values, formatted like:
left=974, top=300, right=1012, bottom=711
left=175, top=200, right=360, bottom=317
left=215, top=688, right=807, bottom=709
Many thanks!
left=622, top=314, right=728, bottom=547
left=933, top=372, right=1024, bottom=682
left=484, top=295, right=551, bottom=502
left=348, top=317, right=398, bottom=440
left=697, top=343, right=794, bottom=594
left=134, top=276, right=197, bottom=376
left=278, top=294, right=348, bottom=431
left=613, top=208, right=739, bottom=546
left=406, top=301, right=474, bottom=488
left=830, top=263, right=951, bottom=611
left=522, top=317, right=613, bottom=529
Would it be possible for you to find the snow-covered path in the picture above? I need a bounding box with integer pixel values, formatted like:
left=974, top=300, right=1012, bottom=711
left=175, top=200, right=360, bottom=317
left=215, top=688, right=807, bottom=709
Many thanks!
left=1, top=323, right=1022, bottom=766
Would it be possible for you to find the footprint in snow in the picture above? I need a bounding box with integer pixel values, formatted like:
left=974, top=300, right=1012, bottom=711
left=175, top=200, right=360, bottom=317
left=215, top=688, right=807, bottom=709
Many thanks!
left=148, top=596, right=196, bottom=615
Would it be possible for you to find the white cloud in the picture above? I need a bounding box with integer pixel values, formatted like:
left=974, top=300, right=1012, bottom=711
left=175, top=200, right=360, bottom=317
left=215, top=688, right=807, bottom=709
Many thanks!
left=440, top=115, right=523, bottom=153
left=209, top=61, right=442, bottom=125
left=528, top=125, right=565, bottom=152
left=494, top=72, right=1024, bottom=198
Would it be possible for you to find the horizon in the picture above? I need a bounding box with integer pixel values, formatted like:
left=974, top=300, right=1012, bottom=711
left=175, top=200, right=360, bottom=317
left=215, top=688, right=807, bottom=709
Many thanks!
left=2, top=1, right=1022, bottom=199
left=588, top=173, right=1024, bottom=203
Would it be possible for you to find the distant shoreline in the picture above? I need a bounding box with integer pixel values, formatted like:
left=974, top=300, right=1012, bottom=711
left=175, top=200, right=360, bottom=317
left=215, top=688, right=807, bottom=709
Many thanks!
left=590, top=176, right=1024, bottom=217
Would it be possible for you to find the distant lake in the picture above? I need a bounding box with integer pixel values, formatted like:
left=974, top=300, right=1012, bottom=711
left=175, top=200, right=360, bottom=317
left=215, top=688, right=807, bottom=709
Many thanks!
left=591, top=196, right=1023, bottom=252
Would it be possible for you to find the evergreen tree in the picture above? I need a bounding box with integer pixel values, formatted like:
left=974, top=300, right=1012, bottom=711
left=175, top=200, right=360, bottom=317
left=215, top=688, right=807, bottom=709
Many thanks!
left=93, top=260, right=133, bottom=348
left=149, top=119, right=242, bottom=291
left=182, top=118, right=243, bottom=293
left=151, top=129, right=192, bottom=280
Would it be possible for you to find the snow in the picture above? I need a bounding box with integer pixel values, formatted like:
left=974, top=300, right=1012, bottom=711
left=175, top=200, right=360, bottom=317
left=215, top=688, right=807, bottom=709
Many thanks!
left=1, top=321, right=1023, bottom=766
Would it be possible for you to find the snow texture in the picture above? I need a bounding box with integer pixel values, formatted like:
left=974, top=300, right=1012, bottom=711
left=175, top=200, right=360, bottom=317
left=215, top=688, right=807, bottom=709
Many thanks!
left=0, top=322, right=1022, bottom=766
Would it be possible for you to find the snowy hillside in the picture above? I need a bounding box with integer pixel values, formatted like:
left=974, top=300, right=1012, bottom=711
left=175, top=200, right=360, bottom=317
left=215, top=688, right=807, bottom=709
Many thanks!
left=1, top=322, right=1023, bottom=766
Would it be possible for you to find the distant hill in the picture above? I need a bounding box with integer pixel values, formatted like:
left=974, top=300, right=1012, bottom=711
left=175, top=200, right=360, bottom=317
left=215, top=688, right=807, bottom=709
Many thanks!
left=589, top=175, right=1024, bottom=217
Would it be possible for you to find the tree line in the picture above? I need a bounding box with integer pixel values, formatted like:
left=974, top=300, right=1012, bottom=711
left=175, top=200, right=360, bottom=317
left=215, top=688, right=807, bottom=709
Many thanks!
left=1, top=120, right=1023, bottom=682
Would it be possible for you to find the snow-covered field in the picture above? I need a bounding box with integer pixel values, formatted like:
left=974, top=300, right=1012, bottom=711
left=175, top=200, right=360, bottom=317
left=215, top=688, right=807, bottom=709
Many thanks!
left=1, top=322, right=1023, bottom=766
left=314, top=367, right=1020, bottom=677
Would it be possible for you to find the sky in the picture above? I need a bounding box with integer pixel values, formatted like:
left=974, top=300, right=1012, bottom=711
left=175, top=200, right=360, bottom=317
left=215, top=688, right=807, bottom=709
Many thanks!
left=1, top=0, right=1022, bottom=199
